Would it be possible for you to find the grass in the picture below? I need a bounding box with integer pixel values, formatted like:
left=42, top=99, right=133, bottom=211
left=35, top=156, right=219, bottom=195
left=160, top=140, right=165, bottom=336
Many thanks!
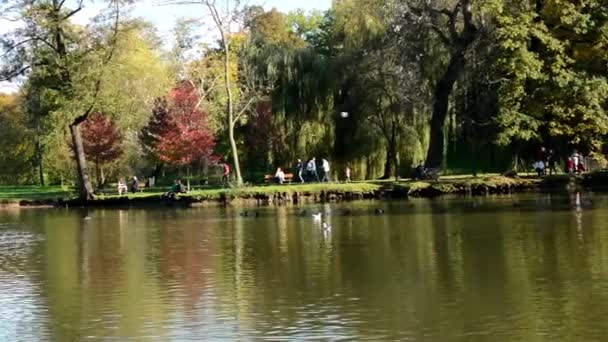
left=97, top=182, right=385, bottom=201
left=0, top=174, right=550, bottom=205
left=0, top=185, right=72, bottom=202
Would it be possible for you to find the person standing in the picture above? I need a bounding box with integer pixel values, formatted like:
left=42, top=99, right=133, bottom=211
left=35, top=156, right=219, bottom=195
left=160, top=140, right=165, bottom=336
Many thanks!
left=572, top=150, right=581, bottom=174
left=536, top=146, right=548, bottom=175
left=222, top=160, right=230, bottom=185
left=345, top=166, right=352, bottom=182
left=566, top=157, right=574, bottom=174
left=547, top=149, right=557, bottom=175
left=321, top=158, right=331, bottom=182
left=307, top=158, right=319, bottom=182
left=296, top=159, right=305, bottom=183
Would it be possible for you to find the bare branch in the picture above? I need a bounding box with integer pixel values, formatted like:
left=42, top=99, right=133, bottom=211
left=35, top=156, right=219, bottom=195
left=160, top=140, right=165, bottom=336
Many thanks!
left=232, top=96, right=256, bottom=125
left=0, top=65, right=30, bottom=82
left=62, top=6, right=83, bottom=21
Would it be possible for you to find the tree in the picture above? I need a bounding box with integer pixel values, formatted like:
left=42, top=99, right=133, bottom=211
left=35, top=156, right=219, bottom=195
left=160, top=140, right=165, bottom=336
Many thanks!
left=155, top=82, right=215, bottom=186
left=81, top=113, right=123, bottom=189
left=163, top=0, right=264, bottom=186
left=0, top=93, right=36, bottom=184
left=492, top=0, right=608, bottom=161
left=139, top=98, right=171, bottom=175
left=399, top=0, right=481, bottom=169
left=0, top=0, right=125, bottom=200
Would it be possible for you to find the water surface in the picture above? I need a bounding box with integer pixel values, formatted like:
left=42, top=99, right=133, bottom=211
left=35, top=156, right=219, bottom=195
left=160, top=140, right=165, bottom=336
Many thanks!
left=1, top=194, right=608, bottom=341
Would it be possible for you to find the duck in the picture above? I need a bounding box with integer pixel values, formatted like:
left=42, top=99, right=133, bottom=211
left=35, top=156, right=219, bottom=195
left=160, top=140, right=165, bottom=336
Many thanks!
left=374, top=208, right=385, bottom=215
left=322, top=222, right=332, bottom=232
left=312, top=212, right=322, bottom=221
left=240, top=211, right=260, bottom=218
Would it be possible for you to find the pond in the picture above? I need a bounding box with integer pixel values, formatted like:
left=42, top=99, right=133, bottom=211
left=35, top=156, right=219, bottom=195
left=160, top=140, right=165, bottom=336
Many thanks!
left=1, top=193, right=608, bottom=341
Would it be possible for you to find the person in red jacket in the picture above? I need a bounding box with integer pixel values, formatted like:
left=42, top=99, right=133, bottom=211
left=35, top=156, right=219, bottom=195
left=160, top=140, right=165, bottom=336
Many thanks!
left=222, top=160, right=230, bottom=185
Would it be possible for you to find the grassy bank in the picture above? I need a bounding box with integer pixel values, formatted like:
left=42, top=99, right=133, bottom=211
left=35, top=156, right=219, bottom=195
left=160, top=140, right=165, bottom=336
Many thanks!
left=0, top=186, right=71, bottom=203
left=0, top=176, right=538, bottom=207
left=3, top=173, right=597, bottom=208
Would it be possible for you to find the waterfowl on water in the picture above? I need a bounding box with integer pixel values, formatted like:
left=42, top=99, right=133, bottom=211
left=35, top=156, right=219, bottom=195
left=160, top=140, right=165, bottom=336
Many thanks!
left=240, top=211, right=260, bottom=217
left=374, top=209, right=385, bottom=215
left=312, top=213, right=322, bottom=221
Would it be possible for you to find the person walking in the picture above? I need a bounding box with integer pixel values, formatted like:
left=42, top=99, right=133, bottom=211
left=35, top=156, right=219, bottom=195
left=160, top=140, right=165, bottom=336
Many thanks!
left=307, top=158, right=319, bottom=182
left=222, top=160, right=230, bottom=185
left=321, top=158, right=331, bottom=182
left=296, top=159, right=305, bottom=183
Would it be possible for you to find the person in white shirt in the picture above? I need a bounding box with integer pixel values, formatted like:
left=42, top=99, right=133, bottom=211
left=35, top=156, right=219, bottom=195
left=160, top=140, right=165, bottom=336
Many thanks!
left=275, top=167, right=285, bottom=184
left=321, top=158, right=331, bottom=182
left=306, top=158, right=319, bottom=182
left=534, top=160, right=545, bottom=177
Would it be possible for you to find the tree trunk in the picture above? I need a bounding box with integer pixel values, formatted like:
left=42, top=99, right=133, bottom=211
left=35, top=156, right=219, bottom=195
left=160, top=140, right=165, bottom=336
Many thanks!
left=187, top=166, right=191, bottom=191
left=222, top=36, right=243, bottom=186
left=69, top=123, right=94, bottom=200
left=95, top=159, right=101, bottom=189
left=37, top=140, right=45, bottom=186
left=394, top=150, right=400, bottom=181
left=425, top=52, right=465, bottom=169
left=382, top=142, right=396, bottom=180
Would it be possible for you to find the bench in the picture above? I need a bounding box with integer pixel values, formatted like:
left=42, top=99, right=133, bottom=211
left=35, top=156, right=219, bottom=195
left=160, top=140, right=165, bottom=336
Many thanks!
left=264, top=173, right=293, bottom=184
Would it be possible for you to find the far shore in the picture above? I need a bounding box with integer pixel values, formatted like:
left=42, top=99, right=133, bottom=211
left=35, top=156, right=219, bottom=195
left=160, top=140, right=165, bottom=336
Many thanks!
left=2, top=172, right=606, bottom=209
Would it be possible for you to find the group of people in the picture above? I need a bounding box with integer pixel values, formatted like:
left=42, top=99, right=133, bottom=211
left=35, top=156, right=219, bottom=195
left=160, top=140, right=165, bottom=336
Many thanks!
left=272, top=158, right=352, bottom=184
left=534, top=146, right=585, bottom=176
left=117, top=176, right=140, bottom=195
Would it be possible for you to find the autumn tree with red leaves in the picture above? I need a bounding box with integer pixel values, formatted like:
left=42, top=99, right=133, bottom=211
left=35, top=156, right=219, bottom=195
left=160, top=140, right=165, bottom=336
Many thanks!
left=154, top=82, right=215, bottom=188
left=81, top=113, right=123, bottom=188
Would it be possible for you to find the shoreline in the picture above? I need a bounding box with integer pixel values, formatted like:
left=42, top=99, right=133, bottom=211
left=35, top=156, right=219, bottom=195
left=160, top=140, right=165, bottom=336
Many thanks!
left=2, top=174, right=603, bottom=209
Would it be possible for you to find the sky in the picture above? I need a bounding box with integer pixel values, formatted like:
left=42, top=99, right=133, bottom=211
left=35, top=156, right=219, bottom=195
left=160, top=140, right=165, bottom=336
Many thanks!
left=0, top=0, right=332, bottom=92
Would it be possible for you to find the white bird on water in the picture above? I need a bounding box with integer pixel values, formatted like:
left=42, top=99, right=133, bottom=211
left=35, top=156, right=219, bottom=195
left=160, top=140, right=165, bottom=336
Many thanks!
left=322, top=222, right=332, bottom=232
left=312, top=213, right=322, bottom=221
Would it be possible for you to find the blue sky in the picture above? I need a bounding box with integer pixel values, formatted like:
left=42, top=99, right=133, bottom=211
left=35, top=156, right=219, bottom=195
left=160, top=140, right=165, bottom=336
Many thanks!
left=0, top=0, right=332, bottom=92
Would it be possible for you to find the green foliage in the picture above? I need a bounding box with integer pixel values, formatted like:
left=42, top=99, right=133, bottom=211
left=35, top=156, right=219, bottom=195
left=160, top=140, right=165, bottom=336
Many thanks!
left=494, top=0, right=608, bottom=157
left=0, top=93, right=36, bottom=184
left=1, top=0, right=607, bottom=186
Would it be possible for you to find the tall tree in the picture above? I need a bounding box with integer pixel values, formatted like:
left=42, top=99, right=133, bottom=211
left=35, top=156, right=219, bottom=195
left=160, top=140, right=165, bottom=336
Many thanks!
left=164, top=0, right=264, bottom=186
left=401, top=0, right=481, bottom=169
left=0, top=0, right=124, bottom=199
left=81, top=113, right=123, bottom=188
left=0, top=93, right=35, bottom=184
left=493, top=0, right=608, bottom=161
left=155, top=82, right=215, bottom=185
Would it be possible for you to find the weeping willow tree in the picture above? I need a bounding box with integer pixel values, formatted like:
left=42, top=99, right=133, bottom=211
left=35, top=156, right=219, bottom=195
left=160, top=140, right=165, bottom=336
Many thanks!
left=243, top=7, right=335, bottom=170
